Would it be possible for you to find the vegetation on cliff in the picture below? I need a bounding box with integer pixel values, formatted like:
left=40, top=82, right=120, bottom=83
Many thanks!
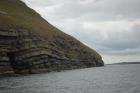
left=0, top=0, right=104, bottom=75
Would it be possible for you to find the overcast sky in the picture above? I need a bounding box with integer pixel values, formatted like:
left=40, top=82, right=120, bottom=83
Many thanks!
left=22, top=0, right=140, bottom=64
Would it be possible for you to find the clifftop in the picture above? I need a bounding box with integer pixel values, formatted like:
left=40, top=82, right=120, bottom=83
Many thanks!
left=0, top=0, right=104, bottom=75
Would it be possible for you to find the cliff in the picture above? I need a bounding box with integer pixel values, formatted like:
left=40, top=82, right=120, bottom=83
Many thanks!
left=0, top=0, right=104, bottom=75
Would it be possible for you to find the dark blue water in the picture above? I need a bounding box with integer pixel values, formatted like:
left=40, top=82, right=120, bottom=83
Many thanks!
left=0, top=64, right=140, bottom=93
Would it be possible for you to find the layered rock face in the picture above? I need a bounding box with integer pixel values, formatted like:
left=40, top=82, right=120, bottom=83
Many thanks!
left=0, top=0, right=104, bottom=75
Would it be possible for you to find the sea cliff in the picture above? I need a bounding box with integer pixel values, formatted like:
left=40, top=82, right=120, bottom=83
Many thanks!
left=0, top=0, right=104, bottom=75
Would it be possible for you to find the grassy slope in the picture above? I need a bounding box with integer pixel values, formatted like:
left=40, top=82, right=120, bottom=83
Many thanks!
left=0, top=0, right=103, bottom=61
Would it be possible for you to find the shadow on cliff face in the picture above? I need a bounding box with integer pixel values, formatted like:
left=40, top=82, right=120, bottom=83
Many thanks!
left=7, top=52, right=32, bottom=74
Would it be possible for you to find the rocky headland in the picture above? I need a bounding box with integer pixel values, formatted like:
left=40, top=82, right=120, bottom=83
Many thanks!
left=0, top=0, right=104, bottom=76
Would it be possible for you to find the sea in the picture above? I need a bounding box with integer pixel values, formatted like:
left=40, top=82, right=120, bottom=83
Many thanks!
left=0, top=64, right=140, bottom=93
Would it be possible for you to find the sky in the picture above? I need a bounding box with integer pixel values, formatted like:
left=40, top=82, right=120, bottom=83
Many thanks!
left=22, top=0, right=140, bottom=64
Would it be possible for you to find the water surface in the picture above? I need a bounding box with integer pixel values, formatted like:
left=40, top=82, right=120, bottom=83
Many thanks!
left=0, top=64, right=140, bottom=93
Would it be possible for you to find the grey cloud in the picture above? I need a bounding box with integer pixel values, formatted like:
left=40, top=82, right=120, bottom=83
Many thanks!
left=31, top=0, right=140, bottom=21
left=23, top=0, right=140, bottom=21
left=77, top=24, right=140, bottom=55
